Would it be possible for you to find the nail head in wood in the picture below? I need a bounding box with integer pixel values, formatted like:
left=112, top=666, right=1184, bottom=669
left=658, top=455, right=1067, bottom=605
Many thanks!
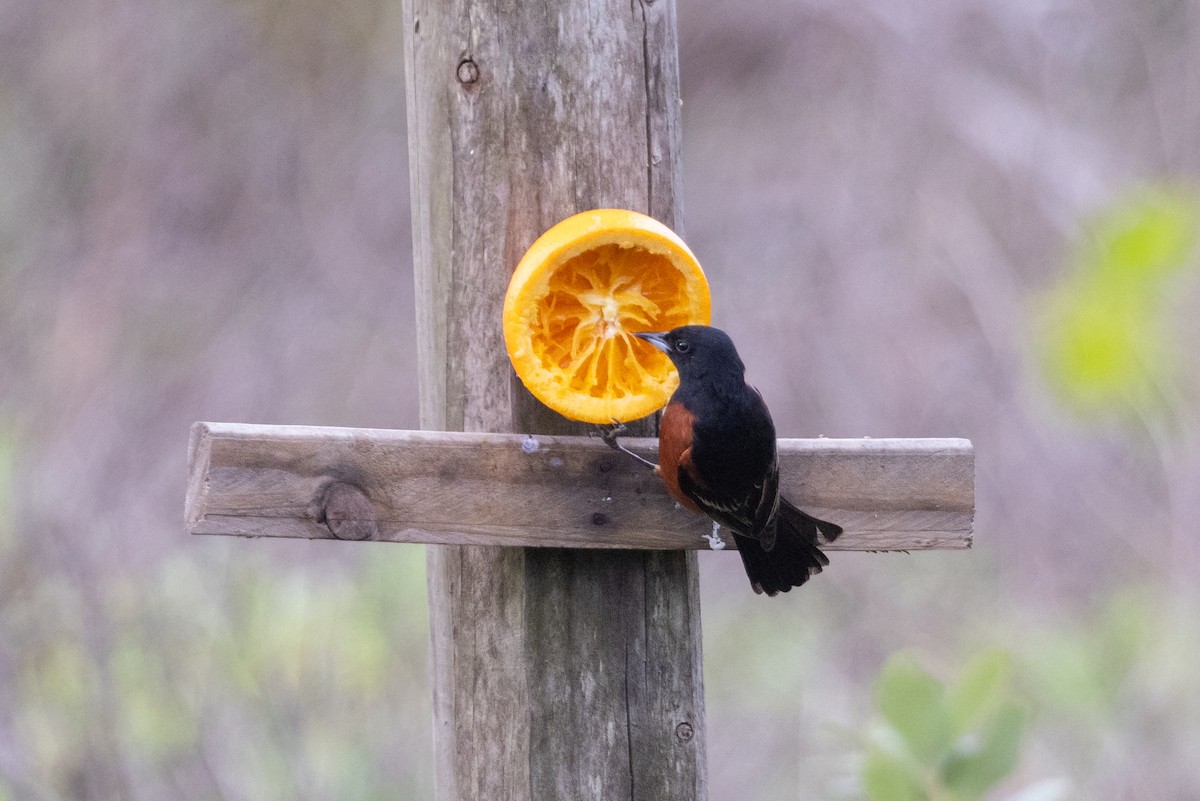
left=456, top=58, right=479, bottom=86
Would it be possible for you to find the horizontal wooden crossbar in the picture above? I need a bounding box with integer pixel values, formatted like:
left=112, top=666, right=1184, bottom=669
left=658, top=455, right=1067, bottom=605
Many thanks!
left=186, top=422, right=974, bottom=551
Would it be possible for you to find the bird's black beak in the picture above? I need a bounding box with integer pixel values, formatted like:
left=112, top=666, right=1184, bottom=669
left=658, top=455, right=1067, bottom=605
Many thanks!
left=634, top=331, right=671, bottom=354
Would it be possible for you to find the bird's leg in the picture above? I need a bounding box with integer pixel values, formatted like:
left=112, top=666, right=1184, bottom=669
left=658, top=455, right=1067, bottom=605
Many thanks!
left=702, top=520, right=727, bottom=550
left=593, top=422, right=658, bottom=471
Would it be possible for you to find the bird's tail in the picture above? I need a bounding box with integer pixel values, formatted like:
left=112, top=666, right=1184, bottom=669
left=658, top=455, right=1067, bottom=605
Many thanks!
left=733, top=500, right=843, bottom=596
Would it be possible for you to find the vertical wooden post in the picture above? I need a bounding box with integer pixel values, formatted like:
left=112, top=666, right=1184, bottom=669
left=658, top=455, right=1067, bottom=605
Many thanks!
left=402, top=1, right=705, bottom=799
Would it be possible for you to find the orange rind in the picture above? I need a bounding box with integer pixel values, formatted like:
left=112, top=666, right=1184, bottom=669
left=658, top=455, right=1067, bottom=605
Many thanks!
left=503, top=209, right=711, bottom=423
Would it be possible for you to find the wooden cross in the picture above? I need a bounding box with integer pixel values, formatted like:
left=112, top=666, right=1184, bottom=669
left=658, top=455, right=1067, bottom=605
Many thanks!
left=185, top=2, right=974, bottom=799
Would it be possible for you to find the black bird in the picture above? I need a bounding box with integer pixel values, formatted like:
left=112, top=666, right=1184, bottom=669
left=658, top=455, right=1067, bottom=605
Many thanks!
left=610, top=325, right=842, bottom=595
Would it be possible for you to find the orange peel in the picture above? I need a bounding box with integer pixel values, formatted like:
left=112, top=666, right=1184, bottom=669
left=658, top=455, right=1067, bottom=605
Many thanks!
left=503, top=209, right=711, bottom=423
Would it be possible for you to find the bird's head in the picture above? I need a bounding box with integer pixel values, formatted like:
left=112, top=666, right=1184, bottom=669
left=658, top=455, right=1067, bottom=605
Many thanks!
left=634, top=325, right=745, bottom=381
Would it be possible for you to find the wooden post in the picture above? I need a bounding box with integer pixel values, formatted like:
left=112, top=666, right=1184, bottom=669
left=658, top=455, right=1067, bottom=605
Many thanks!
left=183, top=421, right=974, bottom=801
left=183, top=1, right=978, bottom=795
left=185, top=426, right=975, bottom=796
left=184, top=424, right=974, bottom=801
left=401, top=1, right=701, bottom=799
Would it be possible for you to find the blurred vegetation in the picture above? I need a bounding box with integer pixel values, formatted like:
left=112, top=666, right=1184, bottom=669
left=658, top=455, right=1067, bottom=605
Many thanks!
left=3, top=0, right=1200, bottom=799
left=862, top=649, right=1025, bottom=801
left=3, top=538, right=433, bottom=800
left=854, top=611, right=1200, bottom=801
left=1037, top=187, right=1200, bottom=421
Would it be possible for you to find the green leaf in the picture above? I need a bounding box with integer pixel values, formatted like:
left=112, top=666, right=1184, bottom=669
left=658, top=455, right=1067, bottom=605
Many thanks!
left=941, top=703, right=1025, bottom=800
left=947, top=648, right=1012, bottom=734
left=1033, top=184, right=1200, bottom=420
left=875, top=653, right=954, bottom=765
left=1020, top=631, right=1111, bottom=720
left=1087, top=187, right=1198, bottom=284
left=1037, top=279, right=1166, bottom=414
left=863, top=749, right=926, bottom=801
left=1096, top=589, right=1150, bottom=690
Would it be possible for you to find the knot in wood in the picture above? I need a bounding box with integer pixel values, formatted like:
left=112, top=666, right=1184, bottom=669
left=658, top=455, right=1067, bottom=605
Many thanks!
left=456, top=58, right=480, bottom=86
left=674, top=722, right=694, bottom=742
left=320, top=481, right=378, bottom=541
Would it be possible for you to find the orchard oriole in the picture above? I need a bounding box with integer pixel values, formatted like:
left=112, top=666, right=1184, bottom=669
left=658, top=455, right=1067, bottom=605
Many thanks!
left=606, top=325, right=842, bottom=595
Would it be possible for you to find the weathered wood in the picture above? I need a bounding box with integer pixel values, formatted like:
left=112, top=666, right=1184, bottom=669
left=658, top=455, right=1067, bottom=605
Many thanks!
left=403, top=1, right=702, bottom=799
left=188, top=422, right=974, bottom=551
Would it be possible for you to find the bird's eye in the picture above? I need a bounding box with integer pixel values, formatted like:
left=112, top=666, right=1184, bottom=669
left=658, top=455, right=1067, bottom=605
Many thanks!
left=675, top=339, right=690, bottom=353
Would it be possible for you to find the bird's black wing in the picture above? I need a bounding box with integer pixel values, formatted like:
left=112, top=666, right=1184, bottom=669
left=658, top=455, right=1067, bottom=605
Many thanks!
left=683, top=469, right=836, bottom=596
left=675, top=383, right=782, bottom=547
left=748, top=459, right=781, bottom=550
left=675, top=464, right=758, bottom=535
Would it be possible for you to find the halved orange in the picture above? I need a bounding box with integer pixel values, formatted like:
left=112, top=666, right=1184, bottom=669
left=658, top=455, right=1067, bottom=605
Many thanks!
left=503, top=209, right=711, bottom=423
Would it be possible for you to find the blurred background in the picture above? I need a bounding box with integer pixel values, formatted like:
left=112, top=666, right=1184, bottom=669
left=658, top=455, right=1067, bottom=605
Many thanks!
left=2, top=0, right=1198, bottom=799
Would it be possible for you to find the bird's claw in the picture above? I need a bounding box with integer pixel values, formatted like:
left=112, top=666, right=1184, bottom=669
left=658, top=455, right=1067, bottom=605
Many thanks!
left=594, top=421, right=658, bottom=471
left=593, top=421, right=628, bottom=450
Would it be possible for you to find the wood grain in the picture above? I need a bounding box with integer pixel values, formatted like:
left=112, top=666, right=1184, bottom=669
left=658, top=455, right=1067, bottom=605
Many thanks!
left=188, top=422, right=973, bottom=550
left=402, top=0, right=704, bottom=798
